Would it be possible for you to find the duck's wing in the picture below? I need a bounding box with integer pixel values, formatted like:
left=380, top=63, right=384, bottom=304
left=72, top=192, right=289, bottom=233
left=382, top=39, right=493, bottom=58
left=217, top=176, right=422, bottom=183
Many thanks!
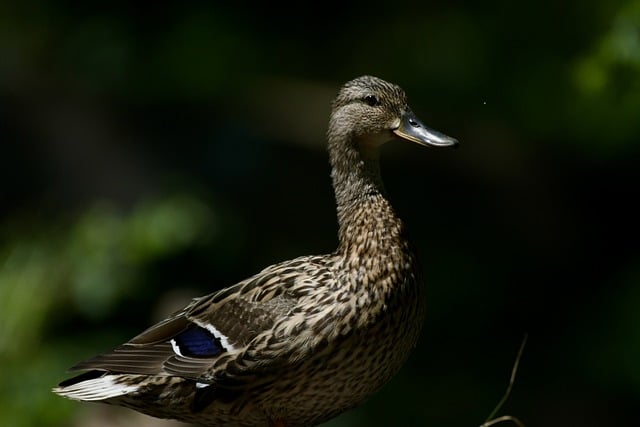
left=62, top=255, right=334, bottom=384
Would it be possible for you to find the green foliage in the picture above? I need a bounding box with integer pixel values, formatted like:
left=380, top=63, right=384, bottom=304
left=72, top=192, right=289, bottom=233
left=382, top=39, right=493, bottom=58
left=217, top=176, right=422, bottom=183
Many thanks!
left=571, top=0, right=640, bottom=149
left=0, top=195, right=213, bottom=426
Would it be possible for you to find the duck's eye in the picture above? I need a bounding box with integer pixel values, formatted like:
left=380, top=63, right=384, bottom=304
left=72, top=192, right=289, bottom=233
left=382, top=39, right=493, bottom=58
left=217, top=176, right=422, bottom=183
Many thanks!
left=363, top=95, right=379, bottom=107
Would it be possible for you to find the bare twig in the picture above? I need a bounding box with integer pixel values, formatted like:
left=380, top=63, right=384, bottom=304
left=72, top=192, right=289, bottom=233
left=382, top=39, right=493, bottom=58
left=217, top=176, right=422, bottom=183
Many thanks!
left=480, top=415, right=526, bottom=427
left=479, top=333, right=528, bottom=427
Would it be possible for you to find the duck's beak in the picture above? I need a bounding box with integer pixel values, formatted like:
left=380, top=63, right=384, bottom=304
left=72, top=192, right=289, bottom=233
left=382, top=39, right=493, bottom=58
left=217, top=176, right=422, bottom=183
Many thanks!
left=392, top=110, right=458, bottom=148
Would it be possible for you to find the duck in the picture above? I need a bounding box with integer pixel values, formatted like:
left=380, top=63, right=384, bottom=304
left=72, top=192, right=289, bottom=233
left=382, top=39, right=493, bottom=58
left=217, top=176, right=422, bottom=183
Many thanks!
left=54, top=75, right=458, bottom=427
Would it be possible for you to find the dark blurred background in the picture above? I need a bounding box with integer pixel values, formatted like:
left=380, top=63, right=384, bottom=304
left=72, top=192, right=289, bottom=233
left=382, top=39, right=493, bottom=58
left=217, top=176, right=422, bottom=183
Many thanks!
left=1, top=1, right=639, bottom=426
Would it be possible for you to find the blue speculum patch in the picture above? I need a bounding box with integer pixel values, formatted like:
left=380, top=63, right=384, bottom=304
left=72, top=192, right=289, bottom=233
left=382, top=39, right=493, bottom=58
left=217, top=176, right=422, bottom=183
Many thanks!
left=174, top=325, right=224, bottom=357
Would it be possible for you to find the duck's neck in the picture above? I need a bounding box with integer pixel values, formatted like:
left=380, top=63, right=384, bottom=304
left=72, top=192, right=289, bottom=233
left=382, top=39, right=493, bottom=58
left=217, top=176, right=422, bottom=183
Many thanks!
left=328, top=133, right=403, bottom=253
left=330, top=137, right=384, bottom=209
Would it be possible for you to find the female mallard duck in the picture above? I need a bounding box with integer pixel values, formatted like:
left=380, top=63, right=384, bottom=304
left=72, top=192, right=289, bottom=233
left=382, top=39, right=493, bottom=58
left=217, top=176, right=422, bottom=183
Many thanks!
left=54, top=75, right=458, bottom=427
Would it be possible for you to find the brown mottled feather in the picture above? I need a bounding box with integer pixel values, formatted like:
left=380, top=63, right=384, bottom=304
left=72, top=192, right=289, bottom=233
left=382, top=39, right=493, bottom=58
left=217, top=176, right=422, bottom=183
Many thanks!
left=54, top=75, right=457, bottom=427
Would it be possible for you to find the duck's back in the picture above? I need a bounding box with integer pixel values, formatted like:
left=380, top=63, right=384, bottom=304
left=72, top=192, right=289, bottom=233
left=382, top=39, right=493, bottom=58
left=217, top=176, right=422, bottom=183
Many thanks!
left=101, top=240, right=424, bottom=427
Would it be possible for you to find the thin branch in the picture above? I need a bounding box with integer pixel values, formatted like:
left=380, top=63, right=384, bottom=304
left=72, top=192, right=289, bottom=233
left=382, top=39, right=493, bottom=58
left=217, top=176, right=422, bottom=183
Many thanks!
left=480, top=415, right=526, bottom=427
left=483, top=333, right=528, bottom=424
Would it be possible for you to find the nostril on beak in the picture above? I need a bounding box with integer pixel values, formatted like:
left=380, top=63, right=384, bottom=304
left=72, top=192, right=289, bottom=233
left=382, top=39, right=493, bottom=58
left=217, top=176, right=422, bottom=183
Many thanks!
left=409, top=119, right=419, bottom=127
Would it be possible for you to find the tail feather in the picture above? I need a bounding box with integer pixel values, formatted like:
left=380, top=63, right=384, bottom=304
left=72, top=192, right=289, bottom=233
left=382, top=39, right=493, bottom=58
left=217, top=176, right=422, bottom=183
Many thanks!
left=53, top=371, right=138, bottom=401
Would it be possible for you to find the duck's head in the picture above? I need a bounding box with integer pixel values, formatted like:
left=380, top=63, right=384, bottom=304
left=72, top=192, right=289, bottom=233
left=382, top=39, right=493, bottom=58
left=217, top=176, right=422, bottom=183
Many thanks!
left=329, top=75, right=458, bottom=150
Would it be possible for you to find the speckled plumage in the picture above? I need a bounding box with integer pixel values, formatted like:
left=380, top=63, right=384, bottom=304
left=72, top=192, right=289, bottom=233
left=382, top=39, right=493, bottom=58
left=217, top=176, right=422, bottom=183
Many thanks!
left=54, top=75, right=458, bottom=427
